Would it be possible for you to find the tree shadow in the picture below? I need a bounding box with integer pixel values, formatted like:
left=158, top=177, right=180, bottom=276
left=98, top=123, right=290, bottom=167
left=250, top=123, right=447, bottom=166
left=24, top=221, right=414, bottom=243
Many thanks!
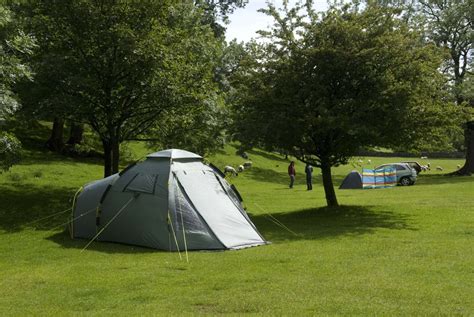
left=0, top=184, right=75, bottom=233
left=17, top=149, right=103, bottom=166
left=244, top=167, right=289, bottom=184
left=244, top=166, right=345, bottom=186
left=250, top=205, right=415, bottom=242
left=246, top=148, right=289, bottom=163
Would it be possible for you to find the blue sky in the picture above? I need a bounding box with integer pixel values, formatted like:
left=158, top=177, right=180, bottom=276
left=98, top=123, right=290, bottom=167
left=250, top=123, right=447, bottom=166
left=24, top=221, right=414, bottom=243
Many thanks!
left=225, top=0, right=329, bottom=43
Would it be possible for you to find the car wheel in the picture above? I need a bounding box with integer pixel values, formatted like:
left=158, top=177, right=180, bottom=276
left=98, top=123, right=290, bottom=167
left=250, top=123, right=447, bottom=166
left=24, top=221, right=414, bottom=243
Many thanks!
left=400, top=177, right=411, bottom=186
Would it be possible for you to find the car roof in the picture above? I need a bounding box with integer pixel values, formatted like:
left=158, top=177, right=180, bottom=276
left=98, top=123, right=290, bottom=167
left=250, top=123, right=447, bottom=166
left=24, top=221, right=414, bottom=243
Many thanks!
left=377, top=163, right=410, bottom=167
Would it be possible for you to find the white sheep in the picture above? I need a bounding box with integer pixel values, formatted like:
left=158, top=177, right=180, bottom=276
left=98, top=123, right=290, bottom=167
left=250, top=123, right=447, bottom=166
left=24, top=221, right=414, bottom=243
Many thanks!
left=367, top=159, right=372, bottom=164
left=243, top=161, right=252, bottom=169
left=237, top=165, right=245, bottom=172
left=421, top=156, right=428, bottom=159
left=436, top=166, right=443, bottom=171
left=224, top=166, right=238, bottom=176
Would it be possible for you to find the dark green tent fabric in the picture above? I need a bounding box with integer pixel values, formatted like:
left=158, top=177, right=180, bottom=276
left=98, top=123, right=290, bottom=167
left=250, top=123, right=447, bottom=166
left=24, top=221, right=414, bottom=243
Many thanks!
left=339, top=170, right=363, bottom=189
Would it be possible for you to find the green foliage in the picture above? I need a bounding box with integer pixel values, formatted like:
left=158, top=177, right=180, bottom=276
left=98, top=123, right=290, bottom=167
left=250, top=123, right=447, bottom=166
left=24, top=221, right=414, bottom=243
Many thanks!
left=418, top=0, right=473, bottom=92
left=18, top=1, right=225, bottom=175
left=0, top=132, right=21, bottom=172
left=194, top=0, right=248, bottom=37
left=0, top=4, right=35, bottom=120
left=0, top=5, right=33, bottom=171
left=232, top=3, right=457, bottom=205
left=146, top=97, right=228, bottom=156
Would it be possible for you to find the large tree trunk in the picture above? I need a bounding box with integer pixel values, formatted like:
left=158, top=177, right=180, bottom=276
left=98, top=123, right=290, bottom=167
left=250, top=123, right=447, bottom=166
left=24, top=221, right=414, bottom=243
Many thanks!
left=102, top=139, right=113, bottom=177
left=321, top=161, right=339, bottom=207
left=111, top=138, right=120, bottom=174
left=458, top=121, right=474, bottom=175
left=46, top=117, right=65, bottom=151
left=67, top=122, right=84, bottom=145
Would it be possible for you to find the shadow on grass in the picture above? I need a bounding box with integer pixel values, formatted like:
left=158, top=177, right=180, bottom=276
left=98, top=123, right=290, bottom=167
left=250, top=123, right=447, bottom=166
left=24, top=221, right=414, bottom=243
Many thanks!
left=417, top=174, right=474, bottom=186
left=0, top=184, right=75, bottom=233
left=245, top=167, right=288, bottom=185
left=244, top=166, right=345, bottom=187
left=15, top=149, right=103, bottom=167
left=246, top=148, right=289, bottom=163
left=251, top=205, right=415, bottom=242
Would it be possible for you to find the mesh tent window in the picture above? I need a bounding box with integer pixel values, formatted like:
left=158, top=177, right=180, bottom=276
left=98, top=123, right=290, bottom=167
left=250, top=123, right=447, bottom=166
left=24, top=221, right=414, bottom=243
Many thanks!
left=173, top=180, right=216, bottom=238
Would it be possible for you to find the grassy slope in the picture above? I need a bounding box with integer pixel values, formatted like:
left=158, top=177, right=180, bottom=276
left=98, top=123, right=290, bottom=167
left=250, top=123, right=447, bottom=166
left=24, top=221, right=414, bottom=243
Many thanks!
left=0, top=142, right=473, bottom=315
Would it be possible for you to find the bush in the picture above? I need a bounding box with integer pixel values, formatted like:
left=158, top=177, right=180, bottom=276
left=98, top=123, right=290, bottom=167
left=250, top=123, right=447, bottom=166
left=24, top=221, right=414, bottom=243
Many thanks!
left=0, top=132, right=22, bottom=173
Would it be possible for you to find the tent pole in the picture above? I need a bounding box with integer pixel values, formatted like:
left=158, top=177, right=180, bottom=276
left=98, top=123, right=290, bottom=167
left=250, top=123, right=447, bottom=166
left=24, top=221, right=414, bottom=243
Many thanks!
left=178, top=198, right=189, bottom=263
left=168, top=210, right=182, bottom=260
left=70, top=186, right=83, bottom=238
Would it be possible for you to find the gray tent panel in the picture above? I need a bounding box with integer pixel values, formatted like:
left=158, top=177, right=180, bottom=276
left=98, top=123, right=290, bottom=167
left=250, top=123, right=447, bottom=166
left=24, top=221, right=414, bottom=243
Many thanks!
left=99, top=193, right=168, bottom=249
left=170, top=180, right=224, bottom=250
left=72, top=174, right=118, bottom=239
left=175, top=170, right=264, bottom=249
left=147, top=149, right=202, bottom=159
left=339, top=171, right=363, bottom=189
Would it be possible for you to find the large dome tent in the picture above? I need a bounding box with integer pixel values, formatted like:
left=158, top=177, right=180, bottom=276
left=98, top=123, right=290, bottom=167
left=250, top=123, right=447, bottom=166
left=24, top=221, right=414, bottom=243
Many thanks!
left=70, top=149, right=266, bottom=251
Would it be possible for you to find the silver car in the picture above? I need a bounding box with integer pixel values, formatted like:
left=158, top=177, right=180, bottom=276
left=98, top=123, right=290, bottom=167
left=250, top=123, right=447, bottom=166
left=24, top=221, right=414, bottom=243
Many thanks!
left=375, top=163, right=417, bottom=186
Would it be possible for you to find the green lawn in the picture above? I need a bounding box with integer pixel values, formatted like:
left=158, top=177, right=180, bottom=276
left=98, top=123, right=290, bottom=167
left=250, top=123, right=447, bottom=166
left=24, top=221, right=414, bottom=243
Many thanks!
left=0, top=143, right=473, bottom=315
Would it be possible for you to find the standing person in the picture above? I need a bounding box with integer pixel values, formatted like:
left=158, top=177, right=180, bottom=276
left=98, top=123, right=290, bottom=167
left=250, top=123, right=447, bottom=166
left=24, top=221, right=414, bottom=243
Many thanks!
left=305, top=163, right=313, bottom=190
left=288, top=161, right=296, bottom=188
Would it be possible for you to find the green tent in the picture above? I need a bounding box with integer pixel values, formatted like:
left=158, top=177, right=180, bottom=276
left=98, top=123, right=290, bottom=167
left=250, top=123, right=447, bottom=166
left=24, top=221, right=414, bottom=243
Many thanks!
left=70, top=149, right=266, bottom=251
left=339, top=170, right=363, bottom=189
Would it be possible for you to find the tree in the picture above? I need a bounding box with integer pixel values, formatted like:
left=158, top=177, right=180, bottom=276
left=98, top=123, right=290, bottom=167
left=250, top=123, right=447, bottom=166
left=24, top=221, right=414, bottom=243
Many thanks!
left=233, top=3, right=454, bottom=207
left=141, top=92, right=228, bottom=156
left=0, top=5, right=35, bottom=172
left=417, top=0, right=474, bottom=174
left=20, top=0, right=223, bottom=177
left=194, top=0, right=248, bottom=37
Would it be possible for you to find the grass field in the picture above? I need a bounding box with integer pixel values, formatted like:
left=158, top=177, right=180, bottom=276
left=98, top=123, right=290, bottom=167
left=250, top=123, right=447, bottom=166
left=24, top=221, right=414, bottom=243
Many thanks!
left=0, top=140, right=473, bottom=315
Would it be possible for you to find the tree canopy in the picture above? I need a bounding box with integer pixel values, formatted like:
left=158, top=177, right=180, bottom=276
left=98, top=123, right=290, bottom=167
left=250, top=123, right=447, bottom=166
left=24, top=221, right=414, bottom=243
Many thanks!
left=233, top=3, right=456, bottom=206
left=0, top=4, right=35, bottom=172
left=19, top=0, right=225, bottom=176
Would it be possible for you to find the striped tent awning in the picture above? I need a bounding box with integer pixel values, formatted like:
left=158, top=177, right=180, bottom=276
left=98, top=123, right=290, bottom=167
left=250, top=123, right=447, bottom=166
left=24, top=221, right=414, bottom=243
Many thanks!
left=362, top=167, right=397, bottom=189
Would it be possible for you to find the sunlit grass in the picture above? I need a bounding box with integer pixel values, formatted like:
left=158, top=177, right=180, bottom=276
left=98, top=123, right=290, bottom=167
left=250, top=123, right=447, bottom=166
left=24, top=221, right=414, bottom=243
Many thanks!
left=0, top=143, right=472, bottom=315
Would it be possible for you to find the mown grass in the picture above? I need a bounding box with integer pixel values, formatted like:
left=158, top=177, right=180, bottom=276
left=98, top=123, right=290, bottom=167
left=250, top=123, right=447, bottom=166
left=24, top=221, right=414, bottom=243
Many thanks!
left=0, top=142, right=473, bottom=315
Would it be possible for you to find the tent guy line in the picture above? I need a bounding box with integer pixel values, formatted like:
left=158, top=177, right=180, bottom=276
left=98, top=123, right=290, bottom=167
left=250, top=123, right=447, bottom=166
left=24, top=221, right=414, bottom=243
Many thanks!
left=253, top=203, right=298, bottom=236
left=81, top=196, right=135, bottom=253
left=23, top=207, right=72, bottom=227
